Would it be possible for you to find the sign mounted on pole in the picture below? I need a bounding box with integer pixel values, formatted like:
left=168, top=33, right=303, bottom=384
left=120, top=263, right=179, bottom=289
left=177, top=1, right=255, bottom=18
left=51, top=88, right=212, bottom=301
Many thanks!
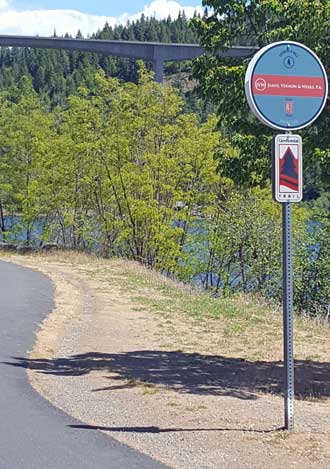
left=244, top=41, right=328, bottom=432
left=273, top=134, right=303, bottom=203
left=245, top=41, right=328, bottom=130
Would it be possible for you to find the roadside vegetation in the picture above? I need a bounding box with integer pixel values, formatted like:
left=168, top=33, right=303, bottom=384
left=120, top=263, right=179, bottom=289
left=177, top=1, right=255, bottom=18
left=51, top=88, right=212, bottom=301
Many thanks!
left=1, top=2, right=330, bottom=322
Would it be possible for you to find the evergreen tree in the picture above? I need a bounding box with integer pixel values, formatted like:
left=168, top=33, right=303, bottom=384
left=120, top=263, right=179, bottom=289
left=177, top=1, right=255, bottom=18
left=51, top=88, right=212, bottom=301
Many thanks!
left=0, top=14, right=200, bottom=109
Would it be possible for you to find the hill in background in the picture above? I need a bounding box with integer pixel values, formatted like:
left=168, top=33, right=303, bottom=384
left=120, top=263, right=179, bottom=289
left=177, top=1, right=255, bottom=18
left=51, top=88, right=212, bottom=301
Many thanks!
left=0, top=12, right=201, bottom=108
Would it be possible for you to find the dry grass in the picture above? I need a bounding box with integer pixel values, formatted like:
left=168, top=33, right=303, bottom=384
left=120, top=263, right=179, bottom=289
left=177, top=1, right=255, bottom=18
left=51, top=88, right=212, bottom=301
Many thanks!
left=2, top=249, right=330, bottom=468
left=3, top=249, right=330, bottom=365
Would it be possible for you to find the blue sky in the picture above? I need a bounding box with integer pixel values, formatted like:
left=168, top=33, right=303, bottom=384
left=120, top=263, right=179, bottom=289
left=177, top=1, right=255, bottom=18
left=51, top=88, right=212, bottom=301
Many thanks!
left=12, top=1, right=203, bottom=17
left=0, top=0, right=203, bottom=36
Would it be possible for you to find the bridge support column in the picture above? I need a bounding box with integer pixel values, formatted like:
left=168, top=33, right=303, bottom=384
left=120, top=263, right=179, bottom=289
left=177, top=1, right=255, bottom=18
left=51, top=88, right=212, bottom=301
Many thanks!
left=152, top=59, right=164, bottom=83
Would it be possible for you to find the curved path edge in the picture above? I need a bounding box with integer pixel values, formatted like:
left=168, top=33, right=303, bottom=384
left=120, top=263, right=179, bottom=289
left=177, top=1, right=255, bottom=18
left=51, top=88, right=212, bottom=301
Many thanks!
left=0, top=259, right=166, bottom=469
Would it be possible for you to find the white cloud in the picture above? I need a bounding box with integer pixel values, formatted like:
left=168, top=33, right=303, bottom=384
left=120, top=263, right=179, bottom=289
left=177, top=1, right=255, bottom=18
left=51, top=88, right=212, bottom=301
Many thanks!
left=0, top=0, right=9, bottom=10
left=120, top=0, right=203, bottom=23
left=0, top=9, right=117, bottom=36
left=0, top=0, right=203, bottom=37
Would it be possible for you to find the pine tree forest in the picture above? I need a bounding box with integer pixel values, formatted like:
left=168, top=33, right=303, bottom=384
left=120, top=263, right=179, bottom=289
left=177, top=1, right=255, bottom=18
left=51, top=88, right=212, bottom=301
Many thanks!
left=0, top=13, right=199, bottom=107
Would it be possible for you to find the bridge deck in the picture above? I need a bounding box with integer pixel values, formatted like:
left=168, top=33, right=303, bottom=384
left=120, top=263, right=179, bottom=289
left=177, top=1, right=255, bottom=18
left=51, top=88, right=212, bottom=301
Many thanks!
left=0, top=35, right=258, bottom=82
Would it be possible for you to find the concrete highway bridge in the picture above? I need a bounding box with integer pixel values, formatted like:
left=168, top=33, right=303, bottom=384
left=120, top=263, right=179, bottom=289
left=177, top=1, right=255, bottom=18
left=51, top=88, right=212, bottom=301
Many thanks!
left=0, top=35, right=258, bottom=82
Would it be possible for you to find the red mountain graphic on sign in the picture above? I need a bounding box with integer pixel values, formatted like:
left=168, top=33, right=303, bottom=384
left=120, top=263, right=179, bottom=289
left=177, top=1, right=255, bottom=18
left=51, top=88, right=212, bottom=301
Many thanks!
left=280, top=146, right=298, bottom=191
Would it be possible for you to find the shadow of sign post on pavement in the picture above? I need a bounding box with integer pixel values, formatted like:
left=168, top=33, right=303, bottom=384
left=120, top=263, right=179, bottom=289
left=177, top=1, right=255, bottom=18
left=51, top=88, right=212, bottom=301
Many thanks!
left=245, top=41, right=328, bottom=431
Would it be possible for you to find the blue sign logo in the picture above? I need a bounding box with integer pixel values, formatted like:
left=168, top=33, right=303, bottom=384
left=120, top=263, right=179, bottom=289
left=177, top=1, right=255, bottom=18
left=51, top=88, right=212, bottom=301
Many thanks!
left=284, top=56, right=295, bottom=68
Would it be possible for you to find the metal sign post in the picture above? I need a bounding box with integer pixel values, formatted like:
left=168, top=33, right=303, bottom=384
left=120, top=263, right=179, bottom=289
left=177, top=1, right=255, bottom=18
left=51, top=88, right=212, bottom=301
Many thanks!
left=282, top=200, right=294, bottom=430
left=245, top=41, right=328, bottom=431
left=272, top=132, right=302, bottom=430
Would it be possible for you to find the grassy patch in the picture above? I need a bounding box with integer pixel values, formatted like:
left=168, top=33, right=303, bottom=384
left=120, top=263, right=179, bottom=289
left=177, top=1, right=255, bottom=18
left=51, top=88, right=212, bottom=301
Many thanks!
left=3, top=250, right=330, bottom=365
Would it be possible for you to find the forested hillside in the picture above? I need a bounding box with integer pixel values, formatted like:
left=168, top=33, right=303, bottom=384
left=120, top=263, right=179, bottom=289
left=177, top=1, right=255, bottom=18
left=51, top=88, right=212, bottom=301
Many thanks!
left=0, top=13, right=199, bottom=107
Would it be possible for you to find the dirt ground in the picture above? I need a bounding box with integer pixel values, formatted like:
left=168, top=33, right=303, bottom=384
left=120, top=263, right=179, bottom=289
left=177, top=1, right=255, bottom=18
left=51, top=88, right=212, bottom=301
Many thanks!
left=3, top=252, right=330, bottom=469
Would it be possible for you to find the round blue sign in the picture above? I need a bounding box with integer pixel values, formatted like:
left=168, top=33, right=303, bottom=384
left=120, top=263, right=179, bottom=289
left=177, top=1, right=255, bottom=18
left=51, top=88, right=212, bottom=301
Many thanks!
left=245, top=41, right=328, bottom=130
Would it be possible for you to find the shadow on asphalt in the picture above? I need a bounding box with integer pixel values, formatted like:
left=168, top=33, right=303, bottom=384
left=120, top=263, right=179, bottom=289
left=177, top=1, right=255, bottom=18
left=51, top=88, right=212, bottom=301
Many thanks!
left=3, top=350, right=330, bottom=400
left=68, top=424, right=282, bottom=434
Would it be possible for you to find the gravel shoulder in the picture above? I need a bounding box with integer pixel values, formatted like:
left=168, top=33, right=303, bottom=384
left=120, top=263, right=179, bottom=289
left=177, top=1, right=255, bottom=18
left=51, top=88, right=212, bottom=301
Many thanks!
left=3, top=252, right=330, bottom=469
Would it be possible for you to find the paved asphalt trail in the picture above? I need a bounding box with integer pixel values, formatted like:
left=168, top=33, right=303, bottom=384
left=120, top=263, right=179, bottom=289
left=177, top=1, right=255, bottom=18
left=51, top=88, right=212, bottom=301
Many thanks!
left=0, top=260, right=167, bottom=469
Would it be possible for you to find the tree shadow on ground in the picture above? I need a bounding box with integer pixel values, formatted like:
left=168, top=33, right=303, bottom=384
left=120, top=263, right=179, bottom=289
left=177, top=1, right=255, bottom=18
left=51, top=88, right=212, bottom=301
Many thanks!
left=4, top=350, right=330, bottom=400
left=68, top=424, right=280, bottom=434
